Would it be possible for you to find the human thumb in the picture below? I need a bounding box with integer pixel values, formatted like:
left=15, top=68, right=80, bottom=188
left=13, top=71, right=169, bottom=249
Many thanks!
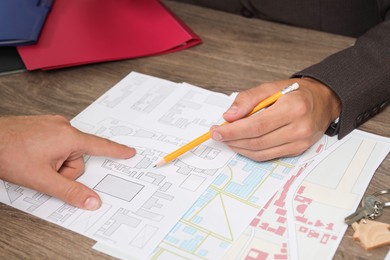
left=223, top=89, right=261, bottom=122
left=40, top=170, right=101, bottom=210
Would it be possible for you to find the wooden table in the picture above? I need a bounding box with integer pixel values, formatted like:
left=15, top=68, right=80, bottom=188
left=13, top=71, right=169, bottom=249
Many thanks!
left=0, top=1, right=388, bottom=259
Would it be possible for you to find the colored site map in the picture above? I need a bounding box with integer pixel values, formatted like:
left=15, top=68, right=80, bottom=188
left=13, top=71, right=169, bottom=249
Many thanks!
left=92, top=74, right=389, bottom=260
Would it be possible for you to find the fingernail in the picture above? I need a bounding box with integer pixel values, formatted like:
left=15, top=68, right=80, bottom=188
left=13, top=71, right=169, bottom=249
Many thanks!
left=211, top=131, right=223, bottom=141
left=84, top=197, right=100, bottom=210
left=225, top=106, right=238, bottom=115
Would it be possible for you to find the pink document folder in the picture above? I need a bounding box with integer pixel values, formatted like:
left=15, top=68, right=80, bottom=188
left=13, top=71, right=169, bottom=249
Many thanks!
left=17, top=0, right=201, bottom=70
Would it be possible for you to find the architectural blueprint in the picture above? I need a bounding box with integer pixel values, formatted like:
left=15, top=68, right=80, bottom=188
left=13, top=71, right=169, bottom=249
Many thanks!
left=0, top=72, right=238, bottom=259
left=94, top=131, right=389, bottom=259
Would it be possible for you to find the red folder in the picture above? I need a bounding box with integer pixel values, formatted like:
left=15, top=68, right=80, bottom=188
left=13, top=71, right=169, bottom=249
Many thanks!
left=17, top=0, right=201, bottom=70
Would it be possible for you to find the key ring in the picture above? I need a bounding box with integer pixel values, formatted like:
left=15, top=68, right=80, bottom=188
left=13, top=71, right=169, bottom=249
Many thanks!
left=372, top=188, right=390, bottom=207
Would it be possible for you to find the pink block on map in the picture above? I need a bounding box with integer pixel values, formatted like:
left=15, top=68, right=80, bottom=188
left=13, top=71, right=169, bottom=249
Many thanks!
left=296, top=215, right=308, bottom=223
left=320, top=234, right=331, bottom=244
left=297, top=186, right=305, bottom=194
left=264, top=194, right=276, bottom=209
left=316, top=144, right=324, bottom=153
left=294, top=195, right=312, bottom=204
left=308, top=229, right=320, bottom=238
left=274, top=199, right=285, bottom=208
left=275, top=254, right=288, bottom=259
left=299, top=226, right=308, bottom=233
left=277, top=216, right=286, bottom=224
left=250, top=218, right=260, bottom=227
left=326, top=223, right=335, bottom=230
left=296, top=204, right=308, bottom=214
left=274, top=190, right=286, bottom=207
left=314, top=220, right=325, bottom=227
left=245, top=249, right=268, bottom=260
left=259, top=223, right=269, bottom=230
left=276, top=208, right=287, bottom=216
left=257, top=209, right=265, bottom=217
left=268, top=226, right=286, bottom=236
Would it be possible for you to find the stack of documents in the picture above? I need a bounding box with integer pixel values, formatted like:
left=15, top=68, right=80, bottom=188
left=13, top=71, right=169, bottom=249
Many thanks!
left=0, top=72, right=388, bottom=259
left=17, top=0, right=201, bottom=70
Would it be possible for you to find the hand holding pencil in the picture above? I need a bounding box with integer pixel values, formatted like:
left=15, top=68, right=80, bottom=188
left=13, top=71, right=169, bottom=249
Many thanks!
left=209, top=78, right=342, bottom=162
left=154, top=82, right=299, bottom=167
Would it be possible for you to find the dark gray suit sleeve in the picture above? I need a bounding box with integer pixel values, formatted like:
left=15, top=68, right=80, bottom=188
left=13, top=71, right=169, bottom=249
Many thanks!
left=175, top=0, right=389, bottom=138
left=293, top=9, right=390, bottom=138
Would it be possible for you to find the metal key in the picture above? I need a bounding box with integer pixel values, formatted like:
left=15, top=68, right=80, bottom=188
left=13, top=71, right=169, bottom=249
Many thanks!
left=362, top=195, right=383, bottom=219
left=344, top=195, right=382, bottom=225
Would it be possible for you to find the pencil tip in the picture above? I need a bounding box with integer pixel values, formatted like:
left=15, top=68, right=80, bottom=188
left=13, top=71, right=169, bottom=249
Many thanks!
left=154, top=159, right=166, bottom=168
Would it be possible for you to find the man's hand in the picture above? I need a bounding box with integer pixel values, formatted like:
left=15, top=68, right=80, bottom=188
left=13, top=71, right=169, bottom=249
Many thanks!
left=210, top=77, right=341, bottom=161
left=0, top=115, right=136, bottom=210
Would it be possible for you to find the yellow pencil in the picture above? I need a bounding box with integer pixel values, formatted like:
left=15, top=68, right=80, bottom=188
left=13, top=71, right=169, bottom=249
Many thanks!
left=154, top=82, right=299, bottom=167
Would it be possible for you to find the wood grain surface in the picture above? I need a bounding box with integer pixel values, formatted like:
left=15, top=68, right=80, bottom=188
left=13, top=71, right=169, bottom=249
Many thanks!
left=0, top=1, right=388, bottom=259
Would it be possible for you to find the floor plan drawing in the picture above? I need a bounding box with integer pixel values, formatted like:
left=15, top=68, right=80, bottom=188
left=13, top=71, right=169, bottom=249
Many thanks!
left=0, top=72, right=237, bottom=259
left=3, top=182, right=51, bottom=213
left=4, top=182, right=25, bottom=203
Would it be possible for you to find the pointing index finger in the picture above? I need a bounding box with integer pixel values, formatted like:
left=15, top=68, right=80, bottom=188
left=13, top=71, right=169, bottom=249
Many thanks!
left=77, top=131, right=136, bottom=159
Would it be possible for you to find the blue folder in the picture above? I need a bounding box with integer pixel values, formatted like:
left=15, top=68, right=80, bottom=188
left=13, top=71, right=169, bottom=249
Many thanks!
left=0, top=0, right=53, bottom=46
